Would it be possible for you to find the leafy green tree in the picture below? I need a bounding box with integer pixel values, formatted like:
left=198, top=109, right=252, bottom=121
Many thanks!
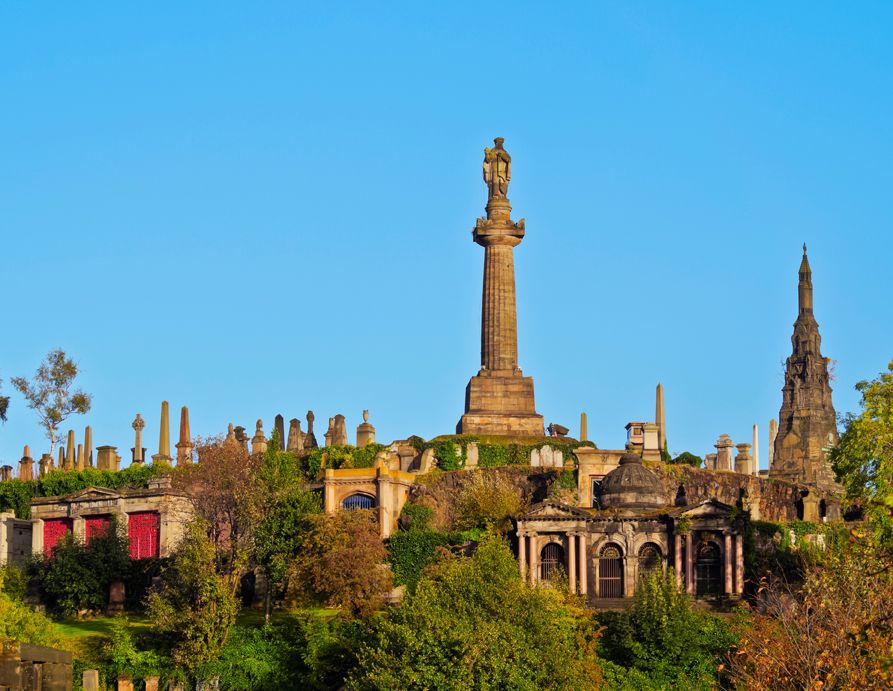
left=348, top=534, right=601, bottom=690
left=0, top=374, right=9, bottom=423
left=831, top=360, right=893, bottom=545
left=0, top=570, right=64, bottom=648
left=12, top=349, right=91, bottom=454
left=289, top=509, right=392, bottom=618
left=147, top=520, right=239, bottom=674
left=597, top=570, right=735, bottom=688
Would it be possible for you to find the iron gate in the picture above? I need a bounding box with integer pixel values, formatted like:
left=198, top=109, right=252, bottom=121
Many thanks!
left=598, top=544, right=624, bottom=597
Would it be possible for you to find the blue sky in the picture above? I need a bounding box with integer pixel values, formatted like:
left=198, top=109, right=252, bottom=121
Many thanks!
left=1, top=3, right=891, bottom=469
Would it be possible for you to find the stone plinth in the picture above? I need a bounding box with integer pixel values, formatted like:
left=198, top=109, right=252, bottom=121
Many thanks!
left=458, top=368, right=543, bottom=436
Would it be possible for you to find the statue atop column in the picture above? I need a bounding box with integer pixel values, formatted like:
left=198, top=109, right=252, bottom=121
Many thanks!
left=483, top=137, right=512, bottom=201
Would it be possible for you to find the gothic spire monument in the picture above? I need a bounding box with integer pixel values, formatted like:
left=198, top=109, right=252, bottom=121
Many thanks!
left=457, top=138, right=544, bottom=436
left=770, top=245, right=840, bottom=489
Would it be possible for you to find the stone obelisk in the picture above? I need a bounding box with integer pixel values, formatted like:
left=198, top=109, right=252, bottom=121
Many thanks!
left=84, top=425, right=93, bottom=468
left=176, top=406, right=193, bottom=465
left=457, top=138, right=543, bottom=436
left=656, top=383, right=666, bottom=453
left=770, top=246, right=840, bottom=489
left=152, top=401, right=173, bottom=464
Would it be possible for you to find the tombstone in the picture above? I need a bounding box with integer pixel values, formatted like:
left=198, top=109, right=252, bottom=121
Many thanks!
left=0, top=465, right=11, bottom=481
left=251, top=420, right=268, bottom=456
left=144, top=676, right=160, bottom=691
left=274, top=414, right=285, bottom=451
left=704, top=453, right=718, bottom=470
left=107, top=581, right=125, bottom=614
left=287, top=418, right=304, bottom=452
left=38, top=453, right=53, bottom=477
left=19, top=446, right=34, bottom=481
left=96, top=446, right=122, bottom=472
left=83, top=669, right=100, bottom=691
left=234, top=426, right=249, bottom=452
left=465, top=442, right=479, bottom=469
left=734, top=443, right=753, bottom=475
left=356, top=410, right=376, bottom=447
left=547, top=423, right=569, bottom=438
left=714, top=434, right=734, bottom=471
left=418, top=448, right=437, bottom=473
left=333, top=414, right=348, bottom=446
left=117, top=674, right=134, bottom=691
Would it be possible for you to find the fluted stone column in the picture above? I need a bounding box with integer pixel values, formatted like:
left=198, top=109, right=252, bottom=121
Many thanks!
left=568, top=532, right=577, bottom=593
left=578, top=534, right=588, bottom=596
left=724, top=533, right=733, bottom=594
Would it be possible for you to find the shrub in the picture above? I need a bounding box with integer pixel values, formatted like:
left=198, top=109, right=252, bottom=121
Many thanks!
left=670, top=452, right=703, bottom=467
left=455, top=471, right=525, bottom=533
left=397, top=502, right=433, bottom=532
left=0, top=569, right=64, bottom=648
left=386, top=530, right=459, bottom=591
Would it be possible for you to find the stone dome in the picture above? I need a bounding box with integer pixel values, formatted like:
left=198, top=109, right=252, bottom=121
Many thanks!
left=600, top=451, right=665, bottom=509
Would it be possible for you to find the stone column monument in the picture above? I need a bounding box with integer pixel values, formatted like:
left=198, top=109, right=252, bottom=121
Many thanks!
left=457, top=137, right=544, bottom=436
left=19, top=446, right=33, bottom=481
left=176, top=406, right=193, bottom=465
left=131, top=414, right=146, bottom=465
left=152, top=401, right=173, bottom=464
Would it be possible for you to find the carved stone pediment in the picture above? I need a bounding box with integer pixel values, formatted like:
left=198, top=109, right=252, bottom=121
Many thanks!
left=69, top=486, right=121, bottom=501
left=680, top=498, right=734, bottom=519
left=522, top=501, right=589, bottom=520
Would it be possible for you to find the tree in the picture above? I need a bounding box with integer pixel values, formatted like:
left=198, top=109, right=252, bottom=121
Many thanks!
left=831, top=359, right=893, bottom=545
left=348, top=534, right=602, bottom=690
left=669, top=451, right=703, bottom=467
left=174, top=435, right=263, bottom=587
left=454, top=470, right=525, bottom=533
left=0, top=375, right=9, bottom=423
left=289, top=509, right=392, bottom=617
left=12, top=349, right=91, bottom=453
left=0, top=570, right=64, bottom=648
left=148, top=520, right=239, bottom=674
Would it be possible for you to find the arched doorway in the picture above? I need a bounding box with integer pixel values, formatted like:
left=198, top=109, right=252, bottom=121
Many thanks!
left=540, top=543, right=566, bottom=582
left=341, top=493, right=375, bottom=510
left=638, top=543, right=662, bottom=580
left=695, top=541, right=722, bottom=595
left=598, top=543, right=624, bottom=597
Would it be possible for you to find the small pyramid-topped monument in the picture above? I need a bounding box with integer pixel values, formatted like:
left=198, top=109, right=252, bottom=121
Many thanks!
left=457, top=138, right=544, bottom=436
left=770, top=245, right=840, bottom=489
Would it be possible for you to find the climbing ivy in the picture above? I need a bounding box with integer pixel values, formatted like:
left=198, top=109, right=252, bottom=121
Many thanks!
left=300, top=444, right=388, bottom=479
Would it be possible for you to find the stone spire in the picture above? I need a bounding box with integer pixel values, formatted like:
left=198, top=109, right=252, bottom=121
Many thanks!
left=656, top=383, right=666, bottom=453
left=458, top=137, right=543, bottom=436
left=770, top=246, right=839, bottom=489
left=176, top=405, right=193, bottom=465
left=768, top=418, right=778, bottom=469
left=76, top=443, right=85, bottom=472
left=152, top=401, right=173, bottom=464
left=752, top=423, right=760, bottom=476
left=132, top=414, right=146, bottom=464
left=84, top=425, right=93, bottom=468
left=580, top=412, right=588, bottom=442
left=65, top=430, right=76, bottom=470
left=274, top=414, right=285, bottom=451
left=58, top=446, right=65, bottom=469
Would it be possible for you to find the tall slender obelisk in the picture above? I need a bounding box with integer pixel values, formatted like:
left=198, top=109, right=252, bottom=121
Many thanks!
left=457, top=138, right=543, bottom=436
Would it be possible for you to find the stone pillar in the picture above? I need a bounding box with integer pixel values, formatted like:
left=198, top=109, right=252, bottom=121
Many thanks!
left=768, top=418, right=778, bottom=470
left=580, top=412, right=588, bottom=442
left=38, top=454, right=52, bottom=477
left=656, top=382, right=666, bottom=453
left=251, top=420, right=268, bottom=456
left=57, top=446, right=65, bottom=470
left=324, top=417, right=334, bottom=447
left=0, top=466, right=11, bottom=481
left=674, top=533, right=682, bottom=586
left=65, top=430, right=76, bottom=470
left=76, top=443, right=85, bottom=472
left=131, top=414, right=146, bottom=464
left=714, top=435, right=734, bottom=471
left=568, top=532, right=577, bottom=594
left=356, top=410, right=376, bottom=447
left=734, top=443, right=753, bottom=475
left=333, top=414, right=348, bottom=446
left=752, top=423, right=759, bottom=476
left=152, top=401, right=172, bottom=464
left=176, top=405, right=193, bottom=465
left=19, top=447, right=33, bottom=481
left=529, top=536, right=539, bottom=585
left=518, top=532, right=527, bottom=579
left=724, top=533, right=733, bottom=594
left=145, top=675, right=160, bottom=691
left=274, top=414, right=285, bottom=450
left=117, top=674, right=134, bottom=691
left=685, top=533, right=694, bottom=595
left=735, top=533, right=744, bottom=594
left=84, top=425, right=93, bottom=467
left=578, top=533, right=588, bottom=596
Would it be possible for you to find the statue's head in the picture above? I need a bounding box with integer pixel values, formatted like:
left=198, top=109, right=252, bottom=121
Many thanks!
left=494, top=136, right=505, bottom=148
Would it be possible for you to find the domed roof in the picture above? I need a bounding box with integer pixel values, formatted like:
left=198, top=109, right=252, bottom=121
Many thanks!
left=600, top=451, right=665, bottom=509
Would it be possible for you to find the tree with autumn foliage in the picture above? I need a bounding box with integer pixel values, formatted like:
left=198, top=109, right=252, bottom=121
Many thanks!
left=289, top=509, right=392, bottom=617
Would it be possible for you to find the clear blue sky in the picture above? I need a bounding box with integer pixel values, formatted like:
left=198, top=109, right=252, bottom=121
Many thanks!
left=2, top=2, right=891, bottom=469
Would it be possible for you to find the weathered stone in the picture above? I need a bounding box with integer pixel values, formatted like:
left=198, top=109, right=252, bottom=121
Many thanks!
left=38, top=453, right=53, bottom=477
left=65, top=430, right=76, bottom=470
left=580, top=412, right=588, bottom=442
left=274, top=414, right=285, bottom=450
left=752, top=424, right=760, bottom=476
left=734, top=443, right=753, bottom=475
left=333, top=414, right=348, bottom=446
left=152, top=401, right=173, bottom=465
left=287, top=418, right=304, bottom=452
left=465, top=442, right=479, bottom=469
left=547, top=423, right=569, bottom=437
left=117, top=674, right=134, bottom=691
left=234, top=426, right=249, bottom=452
left=107, top=581, right=125, bottom=614
left=304, top=410, right=319, bottom=449
left=714, top=435, right=734, bottom=471
left=19, top=446, right=33, bottom=482
left=457, top=137, right=544, bottom=437
left=356, top=410, right=376, bottom=447
left=84, top=425, right=93, bottom=468
left=0, top=466, right=11, bottom=481
left=96, top=446, right=121, bottom=472
left=76, top=443, right=85, bottom=472
left=176, top=405, right=193, bottom=465
left=131, top=413, right=146, bottom=464
left=530, top=445, right=563, bottom=469
left=144, top=675, right=160, bottom=691
left=768, top=418, right=778, bottom=469
left=771, top=247, right=840, bottom=490
left=251, top=420, right=267, bottom=456
left=83, top=668, right=100, bottom=691
left=656, top=383, right=666, bottom=452
left=418, top=448, right=437, bottom=473
left=324, top=417, right=334, bottom=447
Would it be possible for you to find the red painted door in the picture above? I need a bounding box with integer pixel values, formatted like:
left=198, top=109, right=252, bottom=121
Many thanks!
left=128, top=511, right=160, bottom=559
left=43, top=518, right=73, bottom=556
left=85, top=515, right=112, bottom=544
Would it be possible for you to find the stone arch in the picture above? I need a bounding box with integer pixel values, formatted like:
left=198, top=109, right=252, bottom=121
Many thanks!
left=341, top=493, right=375, bottom=510
left=694, top=540, right=722, bottom=596
left=539, top=541, right=566, bottom=582
left=637, top=542, right=663, bottom=577
left=597, top=542, right=624, bottom=598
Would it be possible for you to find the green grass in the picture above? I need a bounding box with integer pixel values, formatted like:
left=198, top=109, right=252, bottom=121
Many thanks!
left=55, top=614, right=151, bottom=638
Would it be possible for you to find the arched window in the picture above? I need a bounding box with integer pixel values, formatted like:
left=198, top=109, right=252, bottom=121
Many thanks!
left=638, top=543, right=662, bottom=577
left=540, top=543, right=566, bottom=582
left=695, top=541, right=722, bottom=596
left=342, top=493, right=375, bottom=510
left=598, top=543, right=624, bottom=598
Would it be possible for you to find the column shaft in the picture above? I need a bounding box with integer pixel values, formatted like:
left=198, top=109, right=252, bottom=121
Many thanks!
left=519, top=533, right=527, bottom=579
left=568, top=533, right=577, bottom=593
left=735, top=534, right=744, bottom=594
left=481, top=242, right=518, bottom=371
left=685, top=533, right=694, bottom=595
left=674, top=534, right=682, bottom=587
left=578, top=534, right=588, bottom=596
left=724, top=534, right=733, bottom=594
left=529, top=536, right=538, bottom=585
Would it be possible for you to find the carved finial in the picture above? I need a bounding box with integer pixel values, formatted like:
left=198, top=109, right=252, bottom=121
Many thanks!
left=363, top=409, right=369, bottom=423
left=803, top=242, right=807, bottom=255
left=132, top=413, right=145, bottom=431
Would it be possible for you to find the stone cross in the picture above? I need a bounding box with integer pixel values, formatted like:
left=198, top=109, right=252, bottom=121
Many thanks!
left=132, top=414, right=146, bottom=463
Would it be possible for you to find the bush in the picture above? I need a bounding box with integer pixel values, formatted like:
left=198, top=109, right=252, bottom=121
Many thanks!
left=349, top=534, right=601, bottom=690
left=386, top=530, right=462, bottom=591
left=455, top=471, right=525, bottom=533
left=597, top=570, right=736, bottom=687
left=669, top=452, right=703, bottom=467
left=397, top=502, right=433, bottom=532
left=0, top=562, right=28, bottom=602
left=0, top=569, right=64, bottom=648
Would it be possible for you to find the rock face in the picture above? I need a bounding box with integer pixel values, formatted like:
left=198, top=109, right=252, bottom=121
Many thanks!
left=771, top=246, right=840, bottom=490
left=457, top=137, right=544, bottom=437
